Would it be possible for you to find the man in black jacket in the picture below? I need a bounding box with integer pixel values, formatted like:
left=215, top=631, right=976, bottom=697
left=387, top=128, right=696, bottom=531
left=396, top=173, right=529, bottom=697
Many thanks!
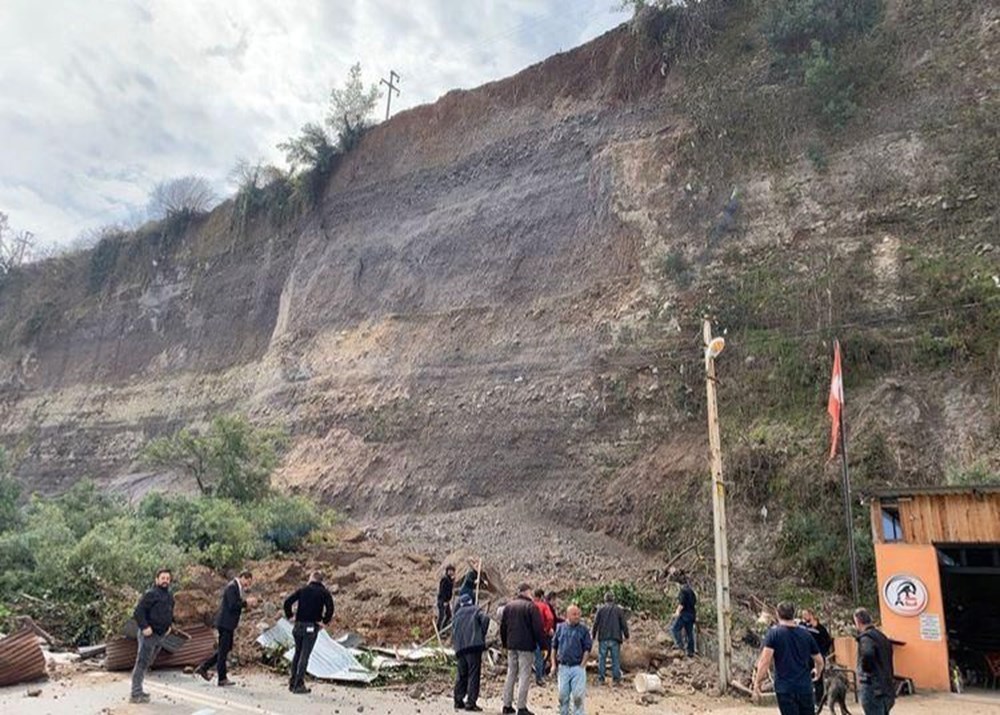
left=195, top=570, right=257, bottom=686
left=671, top=573, right=697, bottom=657
left=130, top=568, right=175, bottom=704
left=854, top=608, right=895, bottom=714
left=500, top=583, right=544, bottom=715
left=452, top=593, right=490, bottom=711
left=593, top=591, right=630, bottom=684
left=283, top=571, right=335, bottom=694
left=801, top=608, right=833, bottom=707
left=437, top=564, right=456, bottom=633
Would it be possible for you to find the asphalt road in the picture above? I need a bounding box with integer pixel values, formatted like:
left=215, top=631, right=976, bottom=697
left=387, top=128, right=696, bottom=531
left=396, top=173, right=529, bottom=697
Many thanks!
left=2, top=670, right=999, bottom=715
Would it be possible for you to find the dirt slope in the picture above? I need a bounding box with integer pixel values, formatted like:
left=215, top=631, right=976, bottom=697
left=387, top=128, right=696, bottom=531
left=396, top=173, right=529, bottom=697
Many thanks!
left=0, top=1, right=998, bottom=573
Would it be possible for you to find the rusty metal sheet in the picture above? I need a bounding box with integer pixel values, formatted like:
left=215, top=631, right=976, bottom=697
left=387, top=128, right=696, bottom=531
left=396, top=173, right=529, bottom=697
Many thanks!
left=105, top=626, right=216, bottom=672
left=0, top=626, right=47, bottom=686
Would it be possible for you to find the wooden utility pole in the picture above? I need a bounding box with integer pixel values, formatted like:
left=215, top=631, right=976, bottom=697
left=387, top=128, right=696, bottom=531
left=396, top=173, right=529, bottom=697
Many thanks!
left=380, top=70, right=400, bottom=120
left=703, top=318, right=732, bottom=693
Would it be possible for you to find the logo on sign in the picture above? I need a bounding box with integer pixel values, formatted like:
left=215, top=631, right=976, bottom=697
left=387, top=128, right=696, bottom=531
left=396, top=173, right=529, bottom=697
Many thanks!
left=883, top=574, right=928, bottom=616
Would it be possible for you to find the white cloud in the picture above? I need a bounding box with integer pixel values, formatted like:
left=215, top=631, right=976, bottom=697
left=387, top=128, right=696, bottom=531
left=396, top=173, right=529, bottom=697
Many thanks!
left=0, top=0, right=630, bottom=245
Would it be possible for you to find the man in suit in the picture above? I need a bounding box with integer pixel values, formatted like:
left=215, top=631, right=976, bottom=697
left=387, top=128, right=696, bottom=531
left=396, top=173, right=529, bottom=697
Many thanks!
left=195, top=570, right=257, bottom=686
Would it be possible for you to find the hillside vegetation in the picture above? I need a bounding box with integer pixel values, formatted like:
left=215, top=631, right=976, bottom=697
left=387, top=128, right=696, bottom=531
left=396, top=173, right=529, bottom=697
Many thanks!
left=0, top=0, right=997, bottom=609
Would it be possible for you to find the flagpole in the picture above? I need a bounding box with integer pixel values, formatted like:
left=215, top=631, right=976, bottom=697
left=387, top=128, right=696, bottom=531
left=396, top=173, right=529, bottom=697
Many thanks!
left=835, top=342, right=860, bottom=604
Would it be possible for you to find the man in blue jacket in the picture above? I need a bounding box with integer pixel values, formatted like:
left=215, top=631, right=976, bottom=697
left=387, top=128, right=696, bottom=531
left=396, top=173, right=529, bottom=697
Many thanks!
left=195, top=570, right=257, bottom=686
left=452, top=593, right=490, bottom=711
left=130, top=568, right=175, bottom=704
left=551, top=605, right=593, bottom=715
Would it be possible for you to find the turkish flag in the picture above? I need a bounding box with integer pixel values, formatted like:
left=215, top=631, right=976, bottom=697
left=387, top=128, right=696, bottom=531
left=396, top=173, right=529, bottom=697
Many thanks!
left=828, top=340, right=844, bottom=460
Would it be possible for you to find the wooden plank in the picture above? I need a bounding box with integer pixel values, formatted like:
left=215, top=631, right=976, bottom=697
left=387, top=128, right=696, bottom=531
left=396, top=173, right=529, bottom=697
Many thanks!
left=894, top=493, right=1000, bottom=544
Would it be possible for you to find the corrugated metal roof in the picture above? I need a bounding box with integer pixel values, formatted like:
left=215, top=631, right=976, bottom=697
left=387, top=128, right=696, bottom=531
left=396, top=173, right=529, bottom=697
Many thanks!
left=0, top=626, right=47, bottom=686
left=105, top=625, right=216, bottom=672
left=257, top=618, right=375, bottom=683
left=865, top=483, right=1000, bottom=499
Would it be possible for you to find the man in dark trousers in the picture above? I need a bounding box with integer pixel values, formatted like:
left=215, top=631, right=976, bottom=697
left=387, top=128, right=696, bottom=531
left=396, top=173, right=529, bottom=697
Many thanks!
left=671, top=573, right=697, bottom=657
left=437, top=564, right=456, bottom=633
left=532, top=588, right=555, bottom=685
left=283, top=570, right=335, bottom=694
left=195, top=570, right=257, bottom=686
left=500, top=583, right=545, bottom=715
left=801, top=608, right=833, bottom=707
left=130, top=568, right=175, bottom=704
left=593, top=591, right=629, bottom=685
left=452, top=593, right=490, bottom=711
left=854, top=608, right=895, bottom=714
left=753, top=602, right=824, bottom=715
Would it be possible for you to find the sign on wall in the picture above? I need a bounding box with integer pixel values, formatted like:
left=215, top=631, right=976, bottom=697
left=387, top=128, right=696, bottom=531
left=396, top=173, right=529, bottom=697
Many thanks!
left=919, top=613, right=942, bottom=641
left=883, top=574, right=929, bottom=616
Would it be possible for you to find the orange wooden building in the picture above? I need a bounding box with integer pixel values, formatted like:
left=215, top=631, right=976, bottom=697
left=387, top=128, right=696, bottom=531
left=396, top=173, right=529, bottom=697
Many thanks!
left=864, top=484, right=1000, bottom=692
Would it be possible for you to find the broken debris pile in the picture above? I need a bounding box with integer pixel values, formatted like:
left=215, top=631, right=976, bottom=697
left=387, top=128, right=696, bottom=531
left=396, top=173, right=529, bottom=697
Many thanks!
left=256, top=618, right=455, bottom=684
left=257, top=618, right=377, bottom=684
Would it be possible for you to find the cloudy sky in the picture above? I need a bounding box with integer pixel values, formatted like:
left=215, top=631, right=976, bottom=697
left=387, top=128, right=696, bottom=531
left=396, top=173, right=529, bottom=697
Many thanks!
left=0, top=0, right=631, bottom=247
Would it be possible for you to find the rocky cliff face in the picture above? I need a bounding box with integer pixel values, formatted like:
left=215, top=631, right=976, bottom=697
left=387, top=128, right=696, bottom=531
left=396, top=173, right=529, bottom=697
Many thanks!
left=1, top=2, right=997, bottom=562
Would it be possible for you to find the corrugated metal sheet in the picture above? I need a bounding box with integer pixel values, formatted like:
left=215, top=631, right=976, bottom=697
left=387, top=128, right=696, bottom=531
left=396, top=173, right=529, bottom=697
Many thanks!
left=257, top=618, right=375, bottom=683
left=105, top=626, right=216, bottom=672
left=0, top=626, right=47, bottom=686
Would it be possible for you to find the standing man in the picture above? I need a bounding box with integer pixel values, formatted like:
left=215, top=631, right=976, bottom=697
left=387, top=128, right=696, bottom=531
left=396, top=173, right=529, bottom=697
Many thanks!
left=452, top=593, right=490, bottom=712
left=671, top=573, right=697, bottom=657
left=801, top=608, right=833, bottom=707
left=195, top=570, right=257, bottom=686
left=753, top=602, right=824, bottom=715
left=593, top=591, right=629, bottom=685
left=545, top=592, right=562, bottom=627
left=854, top=608, right=895, bottom=714
left=283, top=571, right=335, bottom=695
left=459, top=563, right=480, bottom=601
left=437, top=564, right=456, bottom=634
left=130, top=568, right=175, bottom=704
left=500, top=583, right=545, bottom=715
left=551, top=605, right=593, bottom=715
left=532, top=588, right=555, bottom=686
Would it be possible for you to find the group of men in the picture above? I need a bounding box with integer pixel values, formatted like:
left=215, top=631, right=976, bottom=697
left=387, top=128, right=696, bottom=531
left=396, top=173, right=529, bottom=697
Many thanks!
left=129, top=564, right=894, bottom=715
left=128, top=567, right=334, bottom=704
left=440, top=567, right=695, bottom=715
left=753, top=602, right=896, bottom=715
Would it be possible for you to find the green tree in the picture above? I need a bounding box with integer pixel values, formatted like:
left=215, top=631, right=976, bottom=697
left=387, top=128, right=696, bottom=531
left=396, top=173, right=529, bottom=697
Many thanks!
left=142, top=415, right=285, bottom=503
left=278, top=62, right=380, bottom=173
left=277, top=123, right=339, bottom=175
left=803, top=41, right=857, bottom=128
left=326, top=62, right=380, bottom=151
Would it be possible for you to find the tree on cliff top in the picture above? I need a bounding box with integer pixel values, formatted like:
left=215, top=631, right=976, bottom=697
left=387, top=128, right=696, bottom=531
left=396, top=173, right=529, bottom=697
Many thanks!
left=147, top=175, right=216, bottom=220
left=278, top=62, right=380, bottom=172
left=142, top=415, right=286, bottom=503
left=326, top=62, right=380, bottom=151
